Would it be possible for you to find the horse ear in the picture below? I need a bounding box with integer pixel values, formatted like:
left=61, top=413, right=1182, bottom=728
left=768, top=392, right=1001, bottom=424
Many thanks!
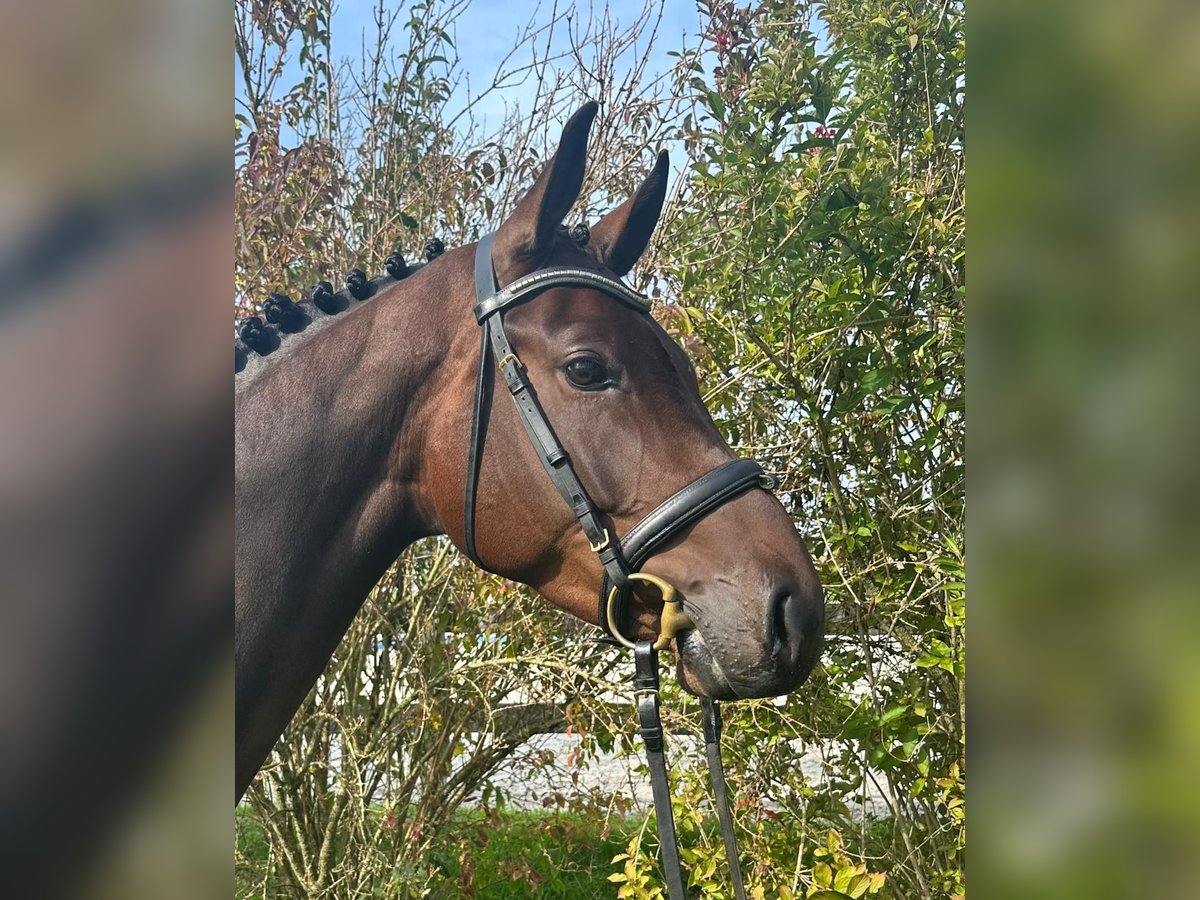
left=493, top=101, right=598, bottom=276
left=589, top=150, right=669, bottom=277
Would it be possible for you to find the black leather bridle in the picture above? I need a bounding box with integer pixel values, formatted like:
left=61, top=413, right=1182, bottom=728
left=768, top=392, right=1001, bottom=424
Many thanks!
left=463, top=232, right=776, bottom=898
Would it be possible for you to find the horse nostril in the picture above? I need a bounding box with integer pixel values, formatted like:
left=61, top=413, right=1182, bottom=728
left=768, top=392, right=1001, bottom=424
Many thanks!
left=771, top=589, right=788, bottom=653
left=769, top=584, right=808, bottom=669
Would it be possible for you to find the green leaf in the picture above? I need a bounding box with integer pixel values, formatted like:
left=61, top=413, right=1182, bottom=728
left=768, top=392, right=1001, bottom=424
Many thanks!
left=833, top=866, right=859, bottom=892
left=822, top=185, right=859, bottom=211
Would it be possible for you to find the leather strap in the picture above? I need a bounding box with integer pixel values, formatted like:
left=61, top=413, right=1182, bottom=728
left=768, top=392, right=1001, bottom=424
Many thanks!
left=463, top=233, right=498, bottom=566
left=635, top=643, right=686, bottom=900
left=636, top=650, right=749, bottom=899
left=621, top=459, right=767, bottom=570
left=475, top=266, right=651, bottom=322
left=702, top=698, right=748, bottom=900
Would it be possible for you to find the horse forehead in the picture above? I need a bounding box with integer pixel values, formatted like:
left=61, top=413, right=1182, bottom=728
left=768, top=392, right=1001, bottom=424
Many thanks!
left=524, top=288, right=670, bottom=356
left=558, top=285, right=637, bottom=325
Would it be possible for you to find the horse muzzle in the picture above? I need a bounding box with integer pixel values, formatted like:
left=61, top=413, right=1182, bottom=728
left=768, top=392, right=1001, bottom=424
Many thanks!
left=672, top=573, right=824, bottom=700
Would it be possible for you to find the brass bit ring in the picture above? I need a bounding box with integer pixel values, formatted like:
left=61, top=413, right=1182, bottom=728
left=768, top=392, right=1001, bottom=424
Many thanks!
left=606, top=572, right=694, bottom=651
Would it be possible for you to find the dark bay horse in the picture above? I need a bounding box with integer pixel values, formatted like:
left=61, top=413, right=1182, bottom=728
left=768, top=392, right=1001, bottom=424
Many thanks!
left=235, top=102, right=823, bottom=798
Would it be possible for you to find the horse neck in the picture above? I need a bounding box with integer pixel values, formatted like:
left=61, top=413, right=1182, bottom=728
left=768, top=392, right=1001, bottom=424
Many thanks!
left=234, top=251, right=475, bottom=794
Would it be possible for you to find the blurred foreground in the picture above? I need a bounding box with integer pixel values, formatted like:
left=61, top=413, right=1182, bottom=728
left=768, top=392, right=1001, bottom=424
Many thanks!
left=972, top=0, right=1200, bottom=896
left=0, top=2, right=231, bottom=897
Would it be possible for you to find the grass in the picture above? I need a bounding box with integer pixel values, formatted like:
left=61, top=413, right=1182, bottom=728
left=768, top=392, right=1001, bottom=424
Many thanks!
left=237, top=805, right=637, bottom=898
left=431, top=808, right=634, bottom=897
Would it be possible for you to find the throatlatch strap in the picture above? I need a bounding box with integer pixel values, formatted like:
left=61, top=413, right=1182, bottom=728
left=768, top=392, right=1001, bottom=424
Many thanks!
left=702, top=698, right=748, bottom=900
left=463, top=321, right=491, bottom=566
left=635, top=643, right=686, bottom=900
left=463, top=232, right=499, bottom=567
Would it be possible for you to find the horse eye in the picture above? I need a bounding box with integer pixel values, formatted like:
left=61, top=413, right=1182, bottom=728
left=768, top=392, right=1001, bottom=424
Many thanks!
left=564, top=357, right=608, bottom=389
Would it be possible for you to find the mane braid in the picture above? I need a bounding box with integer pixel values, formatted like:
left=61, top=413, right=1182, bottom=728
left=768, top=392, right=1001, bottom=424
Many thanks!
left=235, top=239, right=447, bottom=381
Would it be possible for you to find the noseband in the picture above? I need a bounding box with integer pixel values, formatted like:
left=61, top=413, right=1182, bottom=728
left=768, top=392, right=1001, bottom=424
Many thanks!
left=463, top=232, right=773, bottom=898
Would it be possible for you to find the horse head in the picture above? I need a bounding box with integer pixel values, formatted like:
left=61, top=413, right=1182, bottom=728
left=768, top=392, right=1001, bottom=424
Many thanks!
left=430, top=103, right=824, bottom=699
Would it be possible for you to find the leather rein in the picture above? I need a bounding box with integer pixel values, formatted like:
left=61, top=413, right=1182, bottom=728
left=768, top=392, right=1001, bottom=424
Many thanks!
left=463, top=232, right=774, bottom=898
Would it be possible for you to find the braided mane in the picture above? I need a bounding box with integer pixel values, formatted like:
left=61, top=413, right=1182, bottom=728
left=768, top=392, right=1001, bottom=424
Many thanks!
left=235, top=224, right=592, bottom=383
left=234, top=238, right=448, bottom=382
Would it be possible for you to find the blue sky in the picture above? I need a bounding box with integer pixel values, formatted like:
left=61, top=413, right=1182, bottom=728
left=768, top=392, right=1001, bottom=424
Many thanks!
left=242, top=0, right=709, bottom=141
left=445, top=0, right=704, bottom=127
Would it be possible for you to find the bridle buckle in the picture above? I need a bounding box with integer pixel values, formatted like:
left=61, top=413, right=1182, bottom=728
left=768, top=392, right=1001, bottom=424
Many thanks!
left=589, top=529, right=611, bottom=553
